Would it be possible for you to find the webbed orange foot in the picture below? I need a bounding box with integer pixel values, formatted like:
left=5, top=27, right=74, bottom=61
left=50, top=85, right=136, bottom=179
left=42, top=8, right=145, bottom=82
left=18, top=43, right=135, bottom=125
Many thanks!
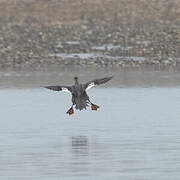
left=91, top=104, right=99, bottom=111
left=66, top=107, right=74, bottom=115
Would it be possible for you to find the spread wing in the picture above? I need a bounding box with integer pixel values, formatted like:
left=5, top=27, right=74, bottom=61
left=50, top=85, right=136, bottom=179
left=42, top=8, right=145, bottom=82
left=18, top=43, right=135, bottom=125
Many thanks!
left=45, top=85, right=72, bottom=93
left=84, top=76, right=113, bottom=90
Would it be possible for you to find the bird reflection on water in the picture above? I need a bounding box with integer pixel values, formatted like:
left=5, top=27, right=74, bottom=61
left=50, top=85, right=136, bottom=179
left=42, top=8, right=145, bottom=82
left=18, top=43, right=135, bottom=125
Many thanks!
left=72, top=136, right=89, bottom=147
left=71, top=136, right=89, bottom=156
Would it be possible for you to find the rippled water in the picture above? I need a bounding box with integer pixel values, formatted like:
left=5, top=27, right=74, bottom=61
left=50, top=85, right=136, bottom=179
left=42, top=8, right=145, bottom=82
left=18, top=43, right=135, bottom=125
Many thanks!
left=0, top=87, right=180, bottom=179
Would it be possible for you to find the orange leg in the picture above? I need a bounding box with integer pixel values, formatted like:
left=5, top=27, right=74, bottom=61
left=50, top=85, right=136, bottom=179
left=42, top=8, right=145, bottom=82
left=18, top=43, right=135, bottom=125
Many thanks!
left=91, top=103, right=100, bottom=111
left=66, top=106, right=74, bottom=115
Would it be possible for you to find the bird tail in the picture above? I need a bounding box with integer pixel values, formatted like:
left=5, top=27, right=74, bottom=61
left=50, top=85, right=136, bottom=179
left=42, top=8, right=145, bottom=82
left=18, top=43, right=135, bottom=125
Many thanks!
left=75, top=98, right=89, bottom=110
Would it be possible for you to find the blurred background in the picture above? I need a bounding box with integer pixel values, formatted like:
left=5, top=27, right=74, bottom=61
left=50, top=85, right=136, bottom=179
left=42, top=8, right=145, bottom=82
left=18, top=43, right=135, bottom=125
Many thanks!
left=0, top=0, right=180, bottom=86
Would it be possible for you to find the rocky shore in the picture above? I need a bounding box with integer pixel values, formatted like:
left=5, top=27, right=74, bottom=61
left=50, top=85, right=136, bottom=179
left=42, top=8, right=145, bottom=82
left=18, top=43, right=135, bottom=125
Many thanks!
left=0, top=0, right=180, bottom=70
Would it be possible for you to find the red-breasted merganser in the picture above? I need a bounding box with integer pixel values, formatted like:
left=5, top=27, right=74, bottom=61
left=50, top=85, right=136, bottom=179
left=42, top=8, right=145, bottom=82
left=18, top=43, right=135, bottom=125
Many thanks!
left=45, top=76, right=112, bottom=115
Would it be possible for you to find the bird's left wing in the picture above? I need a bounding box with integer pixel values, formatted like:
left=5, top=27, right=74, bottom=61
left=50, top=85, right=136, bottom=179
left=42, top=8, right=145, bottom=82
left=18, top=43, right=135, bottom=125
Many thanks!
left=45, top=85, right=72, bottom=93
left=84, top=76, right=113, bottom=90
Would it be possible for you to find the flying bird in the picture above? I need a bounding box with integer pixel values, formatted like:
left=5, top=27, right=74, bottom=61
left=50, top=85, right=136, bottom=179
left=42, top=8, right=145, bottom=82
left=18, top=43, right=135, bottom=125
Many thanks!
left=45, top=76, right=113, bottom=115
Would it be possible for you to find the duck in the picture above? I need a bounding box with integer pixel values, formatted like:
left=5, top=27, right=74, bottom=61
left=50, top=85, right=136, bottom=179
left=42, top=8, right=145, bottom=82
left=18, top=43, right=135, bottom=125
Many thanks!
left=45, top=76, right=113, bottom=115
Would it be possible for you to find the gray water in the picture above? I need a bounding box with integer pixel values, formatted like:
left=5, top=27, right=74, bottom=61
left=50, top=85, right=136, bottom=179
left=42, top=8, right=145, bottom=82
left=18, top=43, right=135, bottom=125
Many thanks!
left=0, top=87, right=180, bottom=180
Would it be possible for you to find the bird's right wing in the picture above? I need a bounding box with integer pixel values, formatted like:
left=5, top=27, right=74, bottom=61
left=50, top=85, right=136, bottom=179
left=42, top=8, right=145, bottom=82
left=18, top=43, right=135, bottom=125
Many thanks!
left=45, top=85, right=72, bottom=93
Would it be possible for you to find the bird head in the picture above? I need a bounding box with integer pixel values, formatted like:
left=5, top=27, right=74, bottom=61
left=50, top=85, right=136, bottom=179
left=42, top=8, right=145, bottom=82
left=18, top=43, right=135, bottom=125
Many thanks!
left=74, top=77, right=79, bottom=84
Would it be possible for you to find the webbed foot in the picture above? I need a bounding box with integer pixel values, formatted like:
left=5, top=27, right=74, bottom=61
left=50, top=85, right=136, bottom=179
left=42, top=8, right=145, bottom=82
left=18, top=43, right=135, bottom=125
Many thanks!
left=66, top=107, right=74, bottom=115
left=91, top=103, right=99, bottom=111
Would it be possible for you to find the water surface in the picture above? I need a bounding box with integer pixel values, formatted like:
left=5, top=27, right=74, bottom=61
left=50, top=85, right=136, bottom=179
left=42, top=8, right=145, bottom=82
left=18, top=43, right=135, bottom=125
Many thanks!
left=0, top=87, right=180, bottom=179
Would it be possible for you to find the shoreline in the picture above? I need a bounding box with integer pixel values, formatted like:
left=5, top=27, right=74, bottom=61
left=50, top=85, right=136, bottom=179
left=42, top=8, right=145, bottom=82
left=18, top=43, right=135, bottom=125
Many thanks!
left=1, top=68, right=180, bottom=89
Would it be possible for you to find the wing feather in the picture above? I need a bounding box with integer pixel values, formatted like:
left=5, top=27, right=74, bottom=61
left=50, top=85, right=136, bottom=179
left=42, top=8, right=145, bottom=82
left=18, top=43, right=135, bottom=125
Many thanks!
left=84, top=76, right=113, bottom=90
left=45, top=86, right=72, bottom=93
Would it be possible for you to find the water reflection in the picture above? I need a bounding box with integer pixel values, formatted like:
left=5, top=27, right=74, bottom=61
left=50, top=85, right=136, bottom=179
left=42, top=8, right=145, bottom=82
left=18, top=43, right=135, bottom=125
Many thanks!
left=72, top=136, right=89, bottom=147
left=69, top=136, right=90, bottom=176
left=71, top=136, right=89, bottom=157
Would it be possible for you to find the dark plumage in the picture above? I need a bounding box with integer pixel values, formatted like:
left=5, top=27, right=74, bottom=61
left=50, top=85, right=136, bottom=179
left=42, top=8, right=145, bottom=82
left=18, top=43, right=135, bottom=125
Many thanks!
left=45, top=76, right=113, bottom=115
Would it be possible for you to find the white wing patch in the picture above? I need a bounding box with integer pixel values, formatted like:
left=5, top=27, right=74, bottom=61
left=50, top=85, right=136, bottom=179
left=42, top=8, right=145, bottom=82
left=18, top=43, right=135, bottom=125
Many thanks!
left=62, top=87, right=71, bottom=93
left=86, top=82, right=95, bottom=90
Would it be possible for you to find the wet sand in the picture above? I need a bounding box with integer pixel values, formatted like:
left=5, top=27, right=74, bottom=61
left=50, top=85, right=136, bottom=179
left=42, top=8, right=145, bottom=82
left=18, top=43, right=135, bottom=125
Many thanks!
left=0, top=69, right=180, bottom=88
